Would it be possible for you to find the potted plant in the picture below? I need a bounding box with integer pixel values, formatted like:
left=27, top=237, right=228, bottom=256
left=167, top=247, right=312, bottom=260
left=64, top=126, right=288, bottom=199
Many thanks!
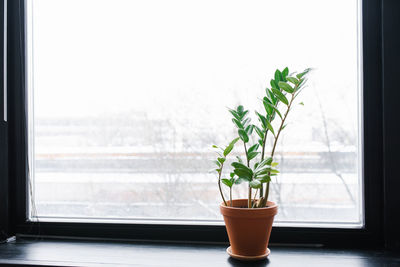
left=212, top=67, right=310, bottom=260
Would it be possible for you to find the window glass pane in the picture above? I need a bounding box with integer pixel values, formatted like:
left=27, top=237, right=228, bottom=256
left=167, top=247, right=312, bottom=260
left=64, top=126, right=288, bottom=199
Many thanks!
left=28, top=0, right=362, bottom=227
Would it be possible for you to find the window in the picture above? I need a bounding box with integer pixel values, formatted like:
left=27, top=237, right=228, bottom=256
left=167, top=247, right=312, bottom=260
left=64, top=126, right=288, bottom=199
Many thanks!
left=27, top=0, right=362, bottom=228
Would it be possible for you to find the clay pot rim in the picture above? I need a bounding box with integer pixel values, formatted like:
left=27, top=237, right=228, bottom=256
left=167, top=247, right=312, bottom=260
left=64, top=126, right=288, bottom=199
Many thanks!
left=220, top=199, right=278, bottom=218
left=220, top=199, right=278, bottom=210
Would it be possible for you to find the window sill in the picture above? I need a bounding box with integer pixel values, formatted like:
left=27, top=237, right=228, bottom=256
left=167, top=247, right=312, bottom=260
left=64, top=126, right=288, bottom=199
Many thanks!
left=0, top=237, right=399, bottom=266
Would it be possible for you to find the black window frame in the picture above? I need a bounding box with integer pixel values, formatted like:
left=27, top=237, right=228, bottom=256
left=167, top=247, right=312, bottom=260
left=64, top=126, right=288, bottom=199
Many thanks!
left=0, top=0, right=9, bottom=242
left=3, top=0, right=392, bottom=248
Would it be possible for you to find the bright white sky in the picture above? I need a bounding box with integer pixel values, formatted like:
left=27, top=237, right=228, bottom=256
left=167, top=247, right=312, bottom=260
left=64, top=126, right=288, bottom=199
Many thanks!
left=28, top=0, right=360, bottom=148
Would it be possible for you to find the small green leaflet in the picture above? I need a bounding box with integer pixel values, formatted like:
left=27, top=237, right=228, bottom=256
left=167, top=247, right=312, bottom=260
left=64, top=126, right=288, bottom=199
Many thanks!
left=272, top=88, right=289, bottom=105
left=228, top=109, right=240, bottom=120
left=274, top=69, right=282, bottom=82
left=263, top=100, right=283, bottom=120
left=247, top=151, right=259, bottom=161
left=238, top=128, right=249, bottom=143
left=221, top=178, right=234, bottom=188
left=282, top=67, right=289, bottom=81
left=265, top=120, right=275, bottom=136
left=254, top=125, right=264, bottom=139
left=256, top=111, right=268, bottom=129
left=286, top=76, right=299, bottom=85
left=223, top=137, right=240, bottom=156
left=245, top=125, right=254, bottom=135
left=278, top=81, right=294, bottom=93
left=249, top=179, right=262, bottom=189
left=232, top=118, right=243, bottom=129
left=233, top=169, right=252, bottom=181
left=247, top=144, right=259, bottom=153
left=270, top=79, right=278, bottom=90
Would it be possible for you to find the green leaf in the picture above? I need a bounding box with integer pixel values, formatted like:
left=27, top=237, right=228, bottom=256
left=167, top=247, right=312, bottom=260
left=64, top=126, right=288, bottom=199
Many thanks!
left=223, top=137, right=240, bottom=156
left=228, top=109, right=241, bottom=120
left=265, top=120, right=275, bottom=136
left=231, top=162, right=254, bottom=180
left=274, top=69, right=282, bottom=82
left=263, top=97, right=273, bottom=115
left=237, top=105, right=244, bottom=114
left=272, top=88, right=289, bottom=105
left=242, top=117, right=251, bottom=127
left=270, top=79, right=278, bottom=90
left=282, top=67, right=289, bottom=81
left=212, top=145, right=219, bottom=148
left=221, top=178, right=233, bottom=187
left=286, top=76, right=299, bottom=85
left=278, top=81, right=294, bottom=93
left=238, top=128, right=249, bottom=143
left=296, top=68, right=311, bottom=79
left=247, top=151, right=259, bottom=161
left=254, top=162, right=259, bottom=169
left=248, top=144, right=259, bottom=154
left=299, top=102, right=304, bottom=106
left=213, top=160, right=221, bottom=167
left=296, top=72, right=305, bottom=80
left=236, top=156, right=243, bottom=163
left=241, top=110, right=249, bottom=119
left=232, top=118, right=243, bottom=129
left=271, top=162, right=279, bottom=167
left=245, top=125, right=254, bottom=135
left=263, top=100, right=283, bottom=120
left=254, top=125, right=264, bottom=139
left=256, top=111, right=268, bottom=129
left=255, top=167, right=274, bottom=176
left=231, top=161, right=253, bottom=172
left=249, top=179, right=262, bottom=189
left=230, top=172, right=235, bottom=178
left=217, top=157, right=226, bottom=164
left=256, top=157, right=273, bottom=169
left=258, top=175, right=271, bottom=183
left=258, top=139, right=263, bottom=146
left=233, top=169, right=252, bottom=181
left=266, top=88, right=277, bottom=104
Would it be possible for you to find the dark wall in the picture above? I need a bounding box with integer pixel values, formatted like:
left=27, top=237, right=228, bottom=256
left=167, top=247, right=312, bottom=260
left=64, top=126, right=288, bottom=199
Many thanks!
left=382, top=0, right=400, bottom=251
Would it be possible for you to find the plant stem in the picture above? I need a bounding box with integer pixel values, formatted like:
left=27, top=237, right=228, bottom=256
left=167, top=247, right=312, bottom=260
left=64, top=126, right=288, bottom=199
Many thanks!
left=243, top=142, right=250, bottom=167
left=260, top=102, right=279, bottom=198
left=264, top=181, right=270, bottom=205
left=264, top=94, right=295, bottom=202
left=243, top=142, right=251, bottom=208
left=218, top=163, right=227, bottom=206
left=253, top=188, right=259, bottom=204
left=230, top=186, right=233, bottom=207
left=259, top=132, right=268, bottom=198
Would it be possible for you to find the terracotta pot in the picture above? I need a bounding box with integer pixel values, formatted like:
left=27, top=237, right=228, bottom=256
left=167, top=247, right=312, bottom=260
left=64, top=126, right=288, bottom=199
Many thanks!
left=220, top=199, right=278, bottom=257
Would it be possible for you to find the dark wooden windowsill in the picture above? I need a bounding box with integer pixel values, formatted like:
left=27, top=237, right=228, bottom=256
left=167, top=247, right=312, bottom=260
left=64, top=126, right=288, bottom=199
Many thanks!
left=0, top=237, right=399, bottom=266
